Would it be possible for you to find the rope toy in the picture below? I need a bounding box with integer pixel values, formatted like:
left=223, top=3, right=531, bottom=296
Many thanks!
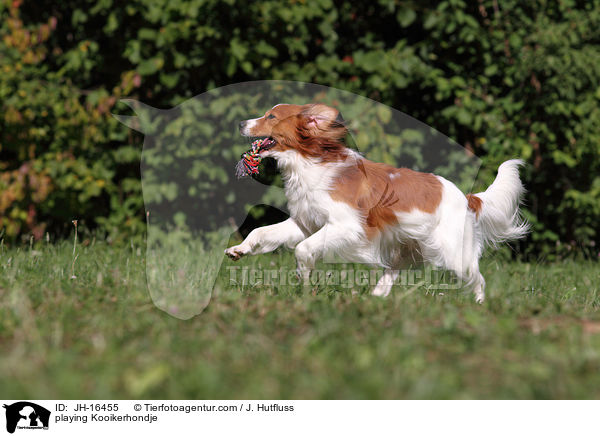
left=235, top=138, right=274, bottom=178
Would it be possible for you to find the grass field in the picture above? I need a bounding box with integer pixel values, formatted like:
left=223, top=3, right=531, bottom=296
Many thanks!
left=1, top=237, right=599, bottom=399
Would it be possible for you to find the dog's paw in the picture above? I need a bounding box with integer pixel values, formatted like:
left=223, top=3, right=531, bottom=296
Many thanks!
left=225, top=245, right=248, bottom=261
left=371, top=286, right=391, bottom=297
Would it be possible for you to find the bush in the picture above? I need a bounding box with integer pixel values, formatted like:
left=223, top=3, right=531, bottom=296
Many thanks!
left=1, top=0, right=599, bottom=258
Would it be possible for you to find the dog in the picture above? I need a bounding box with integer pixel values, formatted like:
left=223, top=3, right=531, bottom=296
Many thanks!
left=225, top=103, right=528, bottom=302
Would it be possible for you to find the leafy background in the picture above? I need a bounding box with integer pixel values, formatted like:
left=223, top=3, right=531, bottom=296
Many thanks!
left=1, top=0, right=600, bottom=259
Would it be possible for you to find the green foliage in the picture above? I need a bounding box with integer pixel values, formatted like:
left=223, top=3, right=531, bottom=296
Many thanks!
left=1, top=0, right=599, bottom=257
left=0, top=0, right=144, bottom=241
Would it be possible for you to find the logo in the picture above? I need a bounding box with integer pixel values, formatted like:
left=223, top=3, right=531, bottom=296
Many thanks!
left=3, top=402, right=50, bottom=434
left=113, top=81, right=481, bottom=319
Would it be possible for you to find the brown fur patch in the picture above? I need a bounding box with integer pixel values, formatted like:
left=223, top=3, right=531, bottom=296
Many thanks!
left=244, top=103, right=348, bottom=162
left=466, top=193, right=483, bottom=218
left=246, top=104, right=307, bottom=137
left=330, top=160, right=443, bottom=238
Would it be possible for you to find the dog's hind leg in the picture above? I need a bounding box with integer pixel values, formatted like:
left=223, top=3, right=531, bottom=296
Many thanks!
left=371, top=269, right=399, bottom=297
left=473, top=271, right=486, bottom=304
left=430, top=203, right=486, bottom=303
left=447, top=259, right=486, bottom=303
left=463, top=261, right=486, bottom=303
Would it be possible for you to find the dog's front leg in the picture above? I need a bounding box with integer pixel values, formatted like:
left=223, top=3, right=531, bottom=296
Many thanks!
left=294, top=223, right=354, bottom=284
left=225, top=218, right=306, bottom=260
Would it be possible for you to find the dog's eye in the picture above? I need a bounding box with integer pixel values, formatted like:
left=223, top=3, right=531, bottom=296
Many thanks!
left=267, top=114, right=276, bottom=119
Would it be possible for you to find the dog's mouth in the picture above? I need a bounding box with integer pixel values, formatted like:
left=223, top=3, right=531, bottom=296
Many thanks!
left=235, top=137, right=277, bottom=178
left=249, top=136, right=276, bottom=153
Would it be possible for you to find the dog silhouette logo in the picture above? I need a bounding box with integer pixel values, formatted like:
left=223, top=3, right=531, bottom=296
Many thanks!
left=113, top=80, right=481, bottom=319
left=3, top=402, right=50, bottom=433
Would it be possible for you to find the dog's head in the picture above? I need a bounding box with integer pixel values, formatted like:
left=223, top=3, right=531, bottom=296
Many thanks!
left=239, top=103, right=347, bottom=160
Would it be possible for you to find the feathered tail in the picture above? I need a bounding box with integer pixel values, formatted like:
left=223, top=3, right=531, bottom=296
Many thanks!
left=468, top=159, right=530, bottom=247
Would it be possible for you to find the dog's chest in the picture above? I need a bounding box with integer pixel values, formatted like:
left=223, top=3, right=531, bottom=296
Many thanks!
left=280, top=158, right=338, bottom=234
left=286, top=186, right=330, bottom=233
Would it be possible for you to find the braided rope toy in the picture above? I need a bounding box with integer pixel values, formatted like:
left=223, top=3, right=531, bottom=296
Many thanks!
left=235, top=138, right=274, bottom=178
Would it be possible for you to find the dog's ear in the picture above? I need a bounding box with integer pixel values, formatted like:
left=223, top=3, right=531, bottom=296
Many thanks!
left=302, top=104, right=342, bottom=131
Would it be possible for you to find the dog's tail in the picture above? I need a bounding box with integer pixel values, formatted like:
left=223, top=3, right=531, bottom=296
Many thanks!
left=467, top=159, right=530, bottom=247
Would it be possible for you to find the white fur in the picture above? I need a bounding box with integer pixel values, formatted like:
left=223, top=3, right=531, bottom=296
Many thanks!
left=226, top=152, right=528, bottom=303
left=372, top=269, right=400, bottom=297
left=473, top=159, right=530, bottom=247
left=240, top=118, right=260, bottom=136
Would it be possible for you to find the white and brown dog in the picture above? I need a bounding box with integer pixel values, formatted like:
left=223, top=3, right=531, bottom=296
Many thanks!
left=225, top=103, right=528, bottom=302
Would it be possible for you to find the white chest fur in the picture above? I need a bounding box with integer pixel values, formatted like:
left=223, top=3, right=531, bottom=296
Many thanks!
left=275, top=151, right=341, bottom=234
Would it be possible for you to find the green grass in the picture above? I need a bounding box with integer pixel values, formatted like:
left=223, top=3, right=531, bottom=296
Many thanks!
left=1, top=237, right=599, bottom=399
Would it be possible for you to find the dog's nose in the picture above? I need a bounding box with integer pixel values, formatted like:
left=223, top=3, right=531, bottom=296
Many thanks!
left=238, top=121, right=246, bottom=131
